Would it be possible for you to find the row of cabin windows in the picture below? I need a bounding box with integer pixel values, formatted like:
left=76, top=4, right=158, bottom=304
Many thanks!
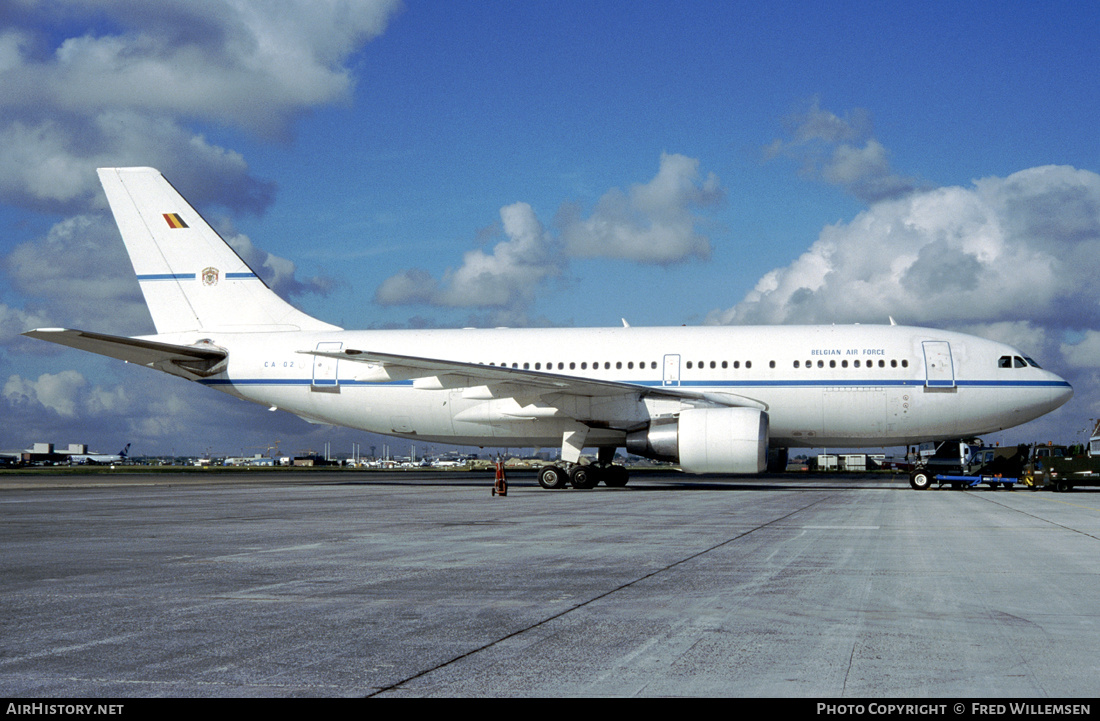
left=793, top=359, right=909, bottom=369
left=485, top=355, right=1034, bottom=373
left=685, top=360, right=750, bottom=369
left=487, top=361, right=660, bottom=371
left=480, top=358, right=911, bottom=371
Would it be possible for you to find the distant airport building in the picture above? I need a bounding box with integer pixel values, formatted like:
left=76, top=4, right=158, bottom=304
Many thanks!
left=2, top=442, right=128, bottom=466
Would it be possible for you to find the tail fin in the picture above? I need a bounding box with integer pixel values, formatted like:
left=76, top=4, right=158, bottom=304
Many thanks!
left=120, top=443, right=130, bottom=458
left=97, top=167, right=340, bottom=334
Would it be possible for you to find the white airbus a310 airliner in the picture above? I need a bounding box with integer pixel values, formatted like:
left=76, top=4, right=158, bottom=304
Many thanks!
left=25, top=167, right=1072, bottom=489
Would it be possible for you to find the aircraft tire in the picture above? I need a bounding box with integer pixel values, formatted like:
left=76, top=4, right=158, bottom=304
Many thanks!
left=603, top=465, right=629, bottom=487
left=538, top=466, right=569, bottom=490
left=569, top=465, right=597, bottom=490
left=909, top=471, right=933, bottom=490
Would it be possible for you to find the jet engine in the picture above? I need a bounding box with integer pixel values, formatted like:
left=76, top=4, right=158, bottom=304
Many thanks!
left=626, top=407, right=769, bottom=474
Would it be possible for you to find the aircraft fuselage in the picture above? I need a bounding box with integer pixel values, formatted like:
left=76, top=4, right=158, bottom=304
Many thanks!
left=149, top=323, right=1070, bottom=450
left=28, top=168, right=1073, bottom=483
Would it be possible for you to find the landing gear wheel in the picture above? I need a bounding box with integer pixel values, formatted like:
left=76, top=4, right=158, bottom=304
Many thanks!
left=909, top=471, right=933, bottom=490
left=538, top=465, right=569, bottom=490
left=603, top=465, right=629, bottom=487
left=570, top=465, right=598, bottom=489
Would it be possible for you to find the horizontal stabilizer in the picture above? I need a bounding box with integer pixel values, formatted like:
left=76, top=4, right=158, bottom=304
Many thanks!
left=23, top=328, right=227, bottom=377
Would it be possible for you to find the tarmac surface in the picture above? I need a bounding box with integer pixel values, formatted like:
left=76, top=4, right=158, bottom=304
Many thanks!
left=1, top=468, right=1099, bottom=698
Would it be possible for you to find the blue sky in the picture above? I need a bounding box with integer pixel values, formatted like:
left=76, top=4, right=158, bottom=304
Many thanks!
left=2, top=1, right=1099, bottom=457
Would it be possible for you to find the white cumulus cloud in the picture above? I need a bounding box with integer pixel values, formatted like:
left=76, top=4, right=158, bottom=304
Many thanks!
left=375, top=201, right=562, bottom=311
left=375, top=153, right=724, bottom=318
left=4, top=370, right=87, bottom=418
left=0, top=0, right=402, bottom=214
left=766, top=97, right=919, bottom=203
left=559, top=152, right=722, bottom=264
left=5, top=214, right=152, bottom=336
left=709, top=165, right=1100, bottom=330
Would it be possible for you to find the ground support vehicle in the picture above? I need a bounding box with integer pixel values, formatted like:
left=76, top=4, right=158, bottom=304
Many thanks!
left=1026, top=452, right=1100, bottom=492
left=929, top=473, right=1021, bottom=490
left=909, top=440, right=1029, bottom=490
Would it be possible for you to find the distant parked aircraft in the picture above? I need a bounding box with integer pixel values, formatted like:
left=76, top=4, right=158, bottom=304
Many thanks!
left=68, top=444, right=131, bottom=465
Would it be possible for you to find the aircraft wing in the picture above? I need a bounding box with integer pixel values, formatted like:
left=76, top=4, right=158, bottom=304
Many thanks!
left=300, top=348, right=767, bottom=410
left=23, top=328, right=227, bottom=376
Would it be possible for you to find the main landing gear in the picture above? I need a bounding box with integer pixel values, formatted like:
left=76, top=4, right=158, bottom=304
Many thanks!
left=537, top=461, right=630, bottom=490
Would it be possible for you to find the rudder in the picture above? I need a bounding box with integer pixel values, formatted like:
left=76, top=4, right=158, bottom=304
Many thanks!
left=97, top=167, right=339, bottom=334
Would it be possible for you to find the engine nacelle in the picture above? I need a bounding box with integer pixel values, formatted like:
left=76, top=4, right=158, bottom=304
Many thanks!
left=626, top=407, right=769, bottom=474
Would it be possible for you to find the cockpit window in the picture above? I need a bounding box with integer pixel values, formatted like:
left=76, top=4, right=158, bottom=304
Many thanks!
left=1000, top=354, right=1040, bottom=369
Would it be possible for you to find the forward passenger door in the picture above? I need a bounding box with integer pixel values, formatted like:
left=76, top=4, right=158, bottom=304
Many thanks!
left=923, top=341, right=955, bottom=389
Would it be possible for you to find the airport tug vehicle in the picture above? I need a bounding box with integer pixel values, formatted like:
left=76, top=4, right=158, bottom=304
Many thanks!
left=908, top=440, right=1029, bottom=490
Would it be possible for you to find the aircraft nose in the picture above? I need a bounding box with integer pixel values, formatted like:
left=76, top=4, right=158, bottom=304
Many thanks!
left=1043, top=369, right=1074, bottom=412
left=1052, top=374, right=1074, bottom=408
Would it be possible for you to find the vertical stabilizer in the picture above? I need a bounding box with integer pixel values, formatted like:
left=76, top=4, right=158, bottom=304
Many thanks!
left=97, top=167, right=340, bottom=334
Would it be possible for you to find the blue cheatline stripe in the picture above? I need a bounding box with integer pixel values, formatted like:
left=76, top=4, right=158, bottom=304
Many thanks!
left=198, top=377, right=1070, bottom=390
left=640, top=379, right=1069, bottom=389
left=199, top=378, right=415, bottom=387
left=137, top=272, right=259, bottom=281
left=137, top=273, right=195, bottom=281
